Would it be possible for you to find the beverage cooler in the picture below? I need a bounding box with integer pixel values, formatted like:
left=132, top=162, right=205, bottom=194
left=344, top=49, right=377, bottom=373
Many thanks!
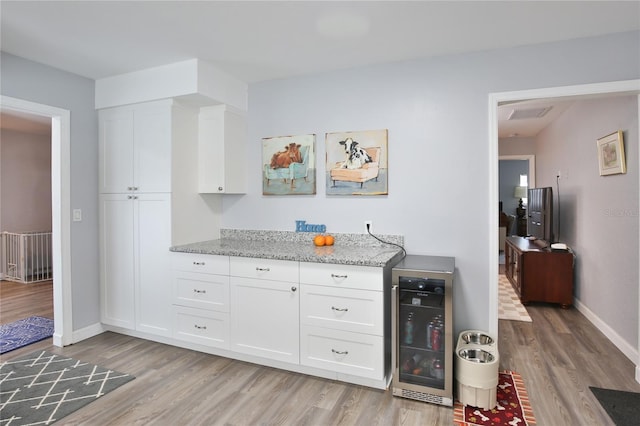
left=391, top=254, right=455, bottom=406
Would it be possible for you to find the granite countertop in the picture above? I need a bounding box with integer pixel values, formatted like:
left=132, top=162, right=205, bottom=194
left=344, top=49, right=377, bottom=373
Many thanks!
left=170, top=229, right=405, bottom=267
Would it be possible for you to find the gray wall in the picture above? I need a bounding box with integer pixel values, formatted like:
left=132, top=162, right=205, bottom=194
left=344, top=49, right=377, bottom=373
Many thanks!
left=499, top=159, right=528, bottom=223
left=1, top=52, right=99, bottom=330
left=224, top=31, right=640, bottom=335
left=536, top=96, right=639, bottom=348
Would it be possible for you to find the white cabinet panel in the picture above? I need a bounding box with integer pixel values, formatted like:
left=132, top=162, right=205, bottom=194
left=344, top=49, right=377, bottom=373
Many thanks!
left=99, top=108, right=134, bottom=194
left=135, top=194, right=172, bottom=336
left=173, top=306, right=229, bottom=349
left=173, top=271, right=230, bottom=312
left=198, top=105, right=247, bottom=194
left=230, top=256, right=298, bottom=283
left=300, top=325, right=384, bottom=380
left=300, top=285, right=383, bottom=335
left=100, top=194, right=136, bottom=329
left=230, top=276, right=299, bottom=363
left=172, top=252, right=229, bottom=275
left=99, top=101, right=172, bottom=194
left=133, top=104, right=172, bottom=193
left=299, top=262, right=382, bottom=291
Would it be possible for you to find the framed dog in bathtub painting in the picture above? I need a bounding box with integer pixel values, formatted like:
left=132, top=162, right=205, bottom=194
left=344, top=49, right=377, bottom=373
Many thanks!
left=326, top=129, right=388, bottom=196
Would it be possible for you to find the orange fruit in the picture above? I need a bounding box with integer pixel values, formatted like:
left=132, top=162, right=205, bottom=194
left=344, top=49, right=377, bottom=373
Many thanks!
left=324, top=235, right=335, bottom=246
left=313, top=235, right=326, bottom=246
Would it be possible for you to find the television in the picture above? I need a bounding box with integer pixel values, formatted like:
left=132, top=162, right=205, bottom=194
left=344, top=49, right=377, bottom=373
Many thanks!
left=527, top=187, right=553, bottom=243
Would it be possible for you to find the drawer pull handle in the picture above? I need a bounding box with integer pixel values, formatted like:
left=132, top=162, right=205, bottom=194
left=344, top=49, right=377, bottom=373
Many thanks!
left=193, top=289, right=206, bottom=294
left=193, top=261, right=205, bottom=266
left=331, top=274, right=348, bottom=279
left=331, top=349, right=348, bottom=355
left=291, top=286, right=297, bottom=292
left=331, top=306, right=348, bottom=312
left=194, top=324, right=207, bottom=330
left=256, top=267, right=271, bottom=272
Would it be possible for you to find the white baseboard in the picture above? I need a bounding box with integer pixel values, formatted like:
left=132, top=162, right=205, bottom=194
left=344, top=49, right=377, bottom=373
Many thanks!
left=574, top=297, right=639, bottom=369
left=71, top=322, right=105, bottom=344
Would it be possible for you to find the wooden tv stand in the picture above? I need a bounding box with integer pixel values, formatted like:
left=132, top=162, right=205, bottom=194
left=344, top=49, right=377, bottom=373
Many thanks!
left=504, top=236, right=575, bottom=308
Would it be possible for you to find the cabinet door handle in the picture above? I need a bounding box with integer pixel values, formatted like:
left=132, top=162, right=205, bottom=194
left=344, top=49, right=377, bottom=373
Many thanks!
left=331, top=306, right=348, bottom=312
left=218, top=186, right=223, bottom=191
left=127, top=186, right=133, bottom=191
left=133, top=187, right=138, bottom=191
left=331, top=274, right=348, bottom=279
left=194, top=324, right=207, bottom=330
left=331, top=349, right=348, bottom=355
left=291, top=286, right=297, bottom=292
left=193, top=289, right=206, bottom=294
left=256, top=267, right=270, bottom=272
left=127, top=195, right=133, bottom=199
left=193, top=262, right=205, bottom=266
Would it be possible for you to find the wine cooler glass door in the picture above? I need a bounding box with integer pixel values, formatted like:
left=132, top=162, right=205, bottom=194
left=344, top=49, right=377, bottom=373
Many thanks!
left=396, top=276, right=446, bottom=390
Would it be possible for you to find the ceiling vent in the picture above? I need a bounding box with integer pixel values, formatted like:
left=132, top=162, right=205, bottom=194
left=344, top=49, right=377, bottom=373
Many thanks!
left=507, top=106, right=552, bottom=120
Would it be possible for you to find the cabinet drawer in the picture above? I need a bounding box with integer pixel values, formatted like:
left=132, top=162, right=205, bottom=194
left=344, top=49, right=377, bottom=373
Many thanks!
left=301, top=285, right=383, bottom=335
left=173, top=271, right=229, bottom=312
left=230, top=256, right=298, bottom=282
left=172, top=252, right=229, bottom=275
left=300, top=325, right=384, bottom=380
left=300, top=262, right=382, bottom=291
left=173, top=306, right=229, bottom=349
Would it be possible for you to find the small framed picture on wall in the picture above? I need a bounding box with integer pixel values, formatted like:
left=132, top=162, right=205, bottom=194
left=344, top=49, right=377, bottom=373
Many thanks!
left=597, top=130, right=626, bottom=176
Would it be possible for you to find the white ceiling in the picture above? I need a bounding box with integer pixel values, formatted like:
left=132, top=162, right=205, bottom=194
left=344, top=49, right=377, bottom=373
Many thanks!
left=1, top=1, right=639, bottom=136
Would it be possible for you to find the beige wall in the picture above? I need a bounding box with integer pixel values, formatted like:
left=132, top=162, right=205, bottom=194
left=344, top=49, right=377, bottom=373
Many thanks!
left=536, top=95, right=638, bottom=348
left=0, top=128, right=52, bottom=232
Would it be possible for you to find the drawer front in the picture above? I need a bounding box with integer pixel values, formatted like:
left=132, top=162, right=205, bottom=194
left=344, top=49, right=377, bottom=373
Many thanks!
left=172, top=252, right=229, bottom=275
left=173, top=271, right=229, bottom=312
left=299, top=262, right=382, bottom=291
left=173, top=306, right=229, bottom=349
left=300, top=325, right=384, bottom=380
left=230, top=256, right=298, bottom=282
left=301, top=285, right=383, bottom=335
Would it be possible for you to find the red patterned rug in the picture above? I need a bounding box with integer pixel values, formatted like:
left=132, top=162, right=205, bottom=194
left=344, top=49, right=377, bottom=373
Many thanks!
left=454, top=371, right=536, bottom=426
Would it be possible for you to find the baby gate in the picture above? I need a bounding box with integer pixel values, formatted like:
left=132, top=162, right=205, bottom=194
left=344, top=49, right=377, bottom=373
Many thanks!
left=1, top=231, right=53, bottom=283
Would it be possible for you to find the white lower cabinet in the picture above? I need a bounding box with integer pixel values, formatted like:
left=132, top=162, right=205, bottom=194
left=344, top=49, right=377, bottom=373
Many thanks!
left=299, top=262, right=386, bottom=381
left=173, top=306, right=229, bottom=348
left=230, top=257, right=299, bottom=363
left=171, top=253, right=230, bottom=349
left=300, top=325, right=384, bottom=380
left=168, top=253, right=389, bottom=388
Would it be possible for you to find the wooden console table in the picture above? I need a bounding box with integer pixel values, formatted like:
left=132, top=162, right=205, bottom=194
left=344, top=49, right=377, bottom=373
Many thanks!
left=504, top=236, right=575, bottom=308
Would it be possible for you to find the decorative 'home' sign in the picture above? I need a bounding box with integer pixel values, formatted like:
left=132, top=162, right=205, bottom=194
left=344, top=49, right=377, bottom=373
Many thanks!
left=295, top=220, right=326, bottom=233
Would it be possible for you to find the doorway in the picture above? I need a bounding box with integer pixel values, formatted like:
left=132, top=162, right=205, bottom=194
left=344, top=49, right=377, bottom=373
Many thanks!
left=1, top=95, right=72, bottom=346
left=489, top=80, right=640, bottom=383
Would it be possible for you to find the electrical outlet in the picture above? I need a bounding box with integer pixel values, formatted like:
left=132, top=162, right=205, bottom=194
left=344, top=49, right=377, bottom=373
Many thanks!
left=364, top=220, right=372, bottom=233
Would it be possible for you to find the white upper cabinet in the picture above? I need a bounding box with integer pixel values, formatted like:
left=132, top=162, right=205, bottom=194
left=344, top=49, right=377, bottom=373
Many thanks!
left=198, top=105, right=247, bottom=194
left=99, top=100, right=172, bottom=194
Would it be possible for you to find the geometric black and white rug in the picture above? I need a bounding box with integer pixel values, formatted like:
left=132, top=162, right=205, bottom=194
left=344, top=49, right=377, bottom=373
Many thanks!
left=0, top=350, right=134, bottom=425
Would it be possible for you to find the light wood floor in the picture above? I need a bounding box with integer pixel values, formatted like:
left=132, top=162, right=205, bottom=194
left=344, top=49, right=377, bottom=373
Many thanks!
left=2, top=280, right=639, bottom=425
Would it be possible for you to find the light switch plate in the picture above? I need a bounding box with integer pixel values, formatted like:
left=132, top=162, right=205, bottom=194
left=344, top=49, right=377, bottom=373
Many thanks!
left=73, top=209, right=82, bottom=222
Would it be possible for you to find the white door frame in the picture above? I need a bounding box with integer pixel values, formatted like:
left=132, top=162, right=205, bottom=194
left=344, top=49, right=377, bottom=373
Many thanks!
left=1, top=95, right=73, bottom=346
left=488, top=79, right=640, bottom=383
